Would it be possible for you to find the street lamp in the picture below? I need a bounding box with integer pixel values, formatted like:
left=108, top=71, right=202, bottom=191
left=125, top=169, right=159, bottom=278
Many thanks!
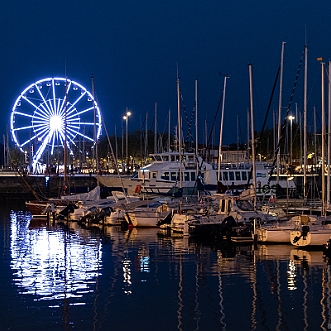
left=123, top=109, right=131, bottom=172
left=288, top=115, right=295, bottom=167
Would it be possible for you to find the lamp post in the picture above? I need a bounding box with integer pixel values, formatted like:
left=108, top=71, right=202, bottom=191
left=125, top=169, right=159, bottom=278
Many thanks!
left=123, top=109, right=131, bottom=172
left=288, top=115, right=295, bottom=167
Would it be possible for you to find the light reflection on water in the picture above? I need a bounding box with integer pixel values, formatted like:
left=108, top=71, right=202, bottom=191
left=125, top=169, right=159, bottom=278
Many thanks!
left=10, top=210, right=102, bottom=303
left=3, top=207, right=331, bottom=331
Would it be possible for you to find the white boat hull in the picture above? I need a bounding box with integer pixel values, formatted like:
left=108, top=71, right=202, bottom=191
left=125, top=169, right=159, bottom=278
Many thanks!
left=103, top=211, right=125, bottom=225
left=290, top=229, right=331, bottom=247
left=125, top=211, right=171, bottom=227
left=256, top=226, right=292, bottom=243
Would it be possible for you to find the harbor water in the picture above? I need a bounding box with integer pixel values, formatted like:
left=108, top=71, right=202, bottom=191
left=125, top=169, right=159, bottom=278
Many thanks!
left=1, top=201, right=331, bottom=331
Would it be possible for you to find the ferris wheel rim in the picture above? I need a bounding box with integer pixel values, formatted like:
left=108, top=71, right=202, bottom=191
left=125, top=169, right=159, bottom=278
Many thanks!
left=10, top=77, right=102, bottom=167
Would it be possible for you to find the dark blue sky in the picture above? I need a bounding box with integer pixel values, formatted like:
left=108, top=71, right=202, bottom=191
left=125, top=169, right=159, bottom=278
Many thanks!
left=1, top=1, right=331, bottom=147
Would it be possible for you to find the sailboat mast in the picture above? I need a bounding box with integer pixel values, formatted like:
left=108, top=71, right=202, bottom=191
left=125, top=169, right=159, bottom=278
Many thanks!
left=195, top=79, right=198, bottom=158
left=177, top=77, right=182, bottom=191
left=321, top=61, right=326, bottom=216
left=115, top=124, right=118, bottom=166
left=195, top=79, right=199, bottom=199
left=248, top=64, right=257, bottom=209
left=303, top=45, right=308, bottom=199
left=247, top=108, right=250, bottom=159
left=277, top=41, right=285, bottom=186
left=168, top=109, right=171, bottom=152
left=145, top=112, right=148, bottom=164
left=328, top=61, right=331, bottom=207
left=217, top=75, right=229, bottom=182
left=92, top=74, right=99, bottom=186
left=63, top=78, right=68, bottom=192
left=154, top=102, right=157, bottom=153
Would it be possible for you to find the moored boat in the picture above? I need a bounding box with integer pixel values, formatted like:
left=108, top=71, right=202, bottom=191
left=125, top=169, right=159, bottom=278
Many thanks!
left=290, top=215, right=331, bottom=247
left=124, top=200, right=173, bottom=227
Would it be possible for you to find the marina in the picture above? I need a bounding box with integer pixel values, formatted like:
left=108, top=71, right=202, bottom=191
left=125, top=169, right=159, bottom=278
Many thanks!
left=1, top=201, right=331, bottom=330
left=3, top=1, right=331, bottom=329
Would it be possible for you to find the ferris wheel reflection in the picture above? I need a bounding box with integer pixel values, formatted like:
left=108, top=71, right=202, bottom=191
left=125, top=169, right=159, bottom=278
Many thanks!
left=10, top=210, right=102, bottom=303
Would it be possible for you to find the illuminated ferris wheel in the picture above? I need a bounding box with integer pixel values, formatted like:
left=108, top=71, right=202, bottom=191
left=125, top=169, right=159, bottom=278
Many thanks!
left=10, top=77, right=102, bottom=168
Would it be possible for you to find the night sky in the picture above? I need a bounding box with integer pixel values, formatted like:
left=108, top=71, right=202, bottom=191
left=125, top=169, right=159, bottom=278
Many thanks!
left=1, top=1, right=331, bottom=147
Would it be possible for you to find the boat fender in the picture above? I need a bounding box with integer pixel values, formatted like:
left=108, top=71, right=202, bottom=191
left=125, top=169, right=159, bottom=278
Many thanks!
left=134, top=185, right=141, bottom=194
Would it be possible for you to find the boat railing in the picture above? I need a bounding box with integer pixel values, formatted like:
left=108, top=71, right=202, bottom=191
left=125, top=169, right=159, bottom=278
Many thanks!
left=218, top=162, right=251, bottom=170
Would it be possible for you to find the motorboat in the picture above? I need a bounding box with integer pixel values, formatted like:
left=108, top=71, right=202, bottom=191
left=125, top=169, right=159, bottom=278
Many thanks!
left=123, top=200, right=173, bottom=227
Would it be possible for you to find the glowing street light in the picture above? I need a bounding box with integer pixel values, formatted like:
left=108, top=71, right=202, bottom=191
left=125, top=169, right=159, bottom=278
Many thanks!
left=123, top=109, right=131, bottom=172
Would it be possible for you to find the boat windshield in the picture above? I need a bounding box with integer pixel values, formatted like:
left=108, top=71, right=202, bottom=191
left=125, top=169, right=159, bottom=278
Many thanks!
left=236, top=200, right=254, bottom=211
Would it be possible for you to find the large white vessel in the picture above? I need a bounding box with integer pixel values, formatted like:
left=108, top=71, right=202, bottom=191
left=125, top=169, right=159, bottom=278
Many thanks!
left=97, top=151, right=296, bottom=198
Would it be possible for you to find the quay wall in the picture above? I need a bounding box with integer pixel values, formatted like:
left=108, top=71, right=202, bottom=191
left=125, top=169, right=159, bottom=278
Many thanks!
left=0, top=173, right=98, bottom=201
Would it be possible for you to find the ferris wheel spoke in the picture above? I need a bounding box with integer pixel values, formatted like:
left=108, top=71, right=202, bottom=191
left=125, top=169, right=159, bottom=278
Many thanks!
left=32, top=133, right=53, bottom=168
left=56, top=98, right=63, bottom=116
left=58, top=83, right=71, bottom=116
left=52, top=79, right=57, bottom=112
left=35, top=84, right=53, bottom=115
left=46, top=99, right=55, bottom=116
left=33, top=128, right=49, bottom=138
left=67, top=124, right=80, bottom=132
left=34, top=126, right=50, bottom=138
left=66, top=133, right=78, bottom=146
left=12, top=111, right=35, bottom=119
left=38, top=103, right=53, bottom=118
left=65, top=114, right=80, bottom=125
left=12, top=124, right=36, bottom=132
left=73, top=106, right=94, bottom=118
left=21, top=95, right=43, bottom=112
left=50, top=131, right=59, bottom=153
left=31, top=122, right=48, bottom=130
left=65, top=107, right=80, bottom=120
left=79, top=122, right=98, bottom=126
left=74, top=130, right=95, bottom=142
left=20, top=133, right=40, bottom=148
left=66, top=127, right=80, bottom=140
left=63, top=129, right=76, bottom=140
left=60, top=91, right=86, bottom=118
left=33, top=109, right=51, bottom=122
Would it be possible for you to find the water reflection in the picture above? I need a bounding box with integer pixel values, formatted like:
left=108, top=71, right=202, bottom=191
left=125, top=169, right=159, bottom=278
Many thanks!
left=5, top=209, right=331, bottom=330
left=10, top=210, right=102, bottom=303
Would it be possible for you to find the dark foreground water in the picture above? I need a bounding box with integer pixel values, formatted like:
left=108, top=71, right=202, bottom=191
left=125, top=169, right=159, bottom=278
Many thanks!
left=1, top=202, right=331, bottom=331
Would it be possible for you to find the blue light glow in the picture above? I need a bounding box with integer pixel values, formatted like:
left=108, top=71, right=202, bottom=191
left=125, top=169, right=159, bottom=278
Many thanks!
left=10, top=77, right=102, bottom=168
